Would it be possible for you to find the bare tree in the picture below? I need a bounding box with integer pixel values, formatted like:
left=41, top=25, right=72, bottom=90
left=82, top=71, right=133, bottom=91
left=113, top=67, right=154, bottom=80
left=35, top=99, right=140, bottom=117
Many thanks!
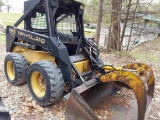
left=121, top=0, right=132, bottom=49
left=4, top=0, right=12, bottom=13
left=107, top=0, right=148, bottom=52
left=0, top=0, right=4, bottom=12
left=95, top=0, right=104, bottom=46
left=109, top=0, right=122, bottom=51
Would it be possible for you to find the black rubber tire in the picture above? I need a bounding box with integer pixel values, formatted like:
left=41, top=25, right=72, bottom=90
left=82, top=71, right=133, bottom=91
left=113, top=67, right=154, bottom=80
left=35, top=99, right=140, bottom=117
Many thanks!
left=4, top=53, right=28, bottom=86
left=27, top=61, right=64, bottom=106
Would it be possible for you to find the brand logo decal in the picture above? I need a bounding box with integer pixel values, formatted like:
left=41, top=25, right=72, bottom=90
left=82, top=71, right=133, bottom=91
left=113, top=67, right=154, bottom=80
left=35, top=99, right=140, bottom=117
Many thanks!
left=18, top=31, right=45, bottom=44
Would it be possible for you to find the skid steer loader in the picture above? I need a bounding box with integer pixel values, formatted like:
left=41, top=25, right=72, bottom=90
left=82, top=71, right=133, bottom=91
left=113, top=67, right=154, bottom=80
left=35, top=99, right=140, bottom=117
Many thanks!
left=4, top=0, right=155, bottom=119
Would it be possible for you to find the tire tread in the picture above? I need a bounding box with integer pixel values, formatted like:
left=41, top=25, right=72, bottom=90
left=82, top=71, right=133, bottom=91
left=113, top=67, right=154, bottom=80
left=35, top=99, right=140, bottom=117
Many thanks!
left=5, top=53, right=28, bottom=85
left=29, top=61, right=64, bottom=106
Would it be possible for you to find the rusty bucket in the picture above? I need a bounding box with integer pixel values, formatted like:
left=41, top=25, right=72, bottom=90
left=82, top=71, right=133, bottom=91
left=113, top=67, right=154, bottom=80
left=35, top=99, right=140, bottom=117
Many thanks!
left=65, top=63, right=155, bottom=120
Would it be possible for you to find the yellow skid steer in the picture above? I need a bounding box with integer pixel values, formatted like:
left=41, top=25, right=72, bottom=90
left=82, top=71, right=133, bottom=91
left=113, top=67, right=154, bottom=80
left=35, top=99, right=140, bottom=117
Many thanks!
left=4, top=0, right=154, bottom=120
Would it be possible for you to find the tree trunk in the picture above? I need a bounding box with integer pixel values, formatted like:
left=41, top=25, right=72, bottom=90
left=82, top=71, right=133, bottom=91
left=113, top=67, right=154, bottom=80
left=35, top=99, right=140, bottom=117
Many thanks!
left=7, top=5, right=9, bottom=13
left=110, top=0, right=122, bottom=51
left=95, top=0, right=104, bottom=46
left=121, top=0, right=132, bottom=49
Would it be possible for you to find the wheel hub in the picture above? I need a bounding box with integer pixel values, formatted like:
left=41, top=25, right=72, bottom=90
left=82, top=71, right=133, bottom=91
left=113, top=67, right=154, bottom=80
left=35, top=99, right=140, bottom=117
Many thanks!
left=6, top=60, right=15, bottom=81
left=31, top=71, right=46, bottom=98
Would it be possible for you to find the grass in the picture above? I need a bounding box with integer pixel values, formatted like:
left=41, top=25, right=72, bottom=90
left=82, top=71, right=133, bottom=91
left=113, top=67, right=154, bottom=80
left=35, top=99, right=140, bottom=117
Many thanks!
left=84, top=28, right=96, bottom=33
left=129, top=52, right=160, bottom=62
left=0, top=12, right=23, bottom=28
left=0, top=12, right=22, bottom=44
left=0, top=12, right=22, bottom=21
left=114, top=50, right=160, bottom=62
left=128, top=37, right=160, bottom=62
left=115, top=51, right=160, bottom=62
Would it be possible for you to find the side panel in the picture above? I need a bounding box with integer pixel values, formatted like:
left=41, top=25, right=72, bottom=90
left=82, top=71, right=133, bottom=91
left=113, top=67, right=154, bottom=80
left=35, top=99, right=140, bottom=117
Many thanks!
left=74, top=60, right=90, bottom=74
left=13, top=46, right=55, bottom=64
left=6, top=26, right=50, bottom=53
left=6, top=26, right=74, bottom=90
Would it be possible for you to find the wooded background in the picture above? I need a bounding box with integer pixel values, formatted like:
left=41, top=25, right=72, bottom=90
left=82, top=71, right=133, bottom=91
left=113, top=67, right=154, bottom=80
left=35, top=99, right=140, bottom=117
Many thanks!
left=78, top=0, right=160, bottom=52
left=1, top=0, right=160, bottom=52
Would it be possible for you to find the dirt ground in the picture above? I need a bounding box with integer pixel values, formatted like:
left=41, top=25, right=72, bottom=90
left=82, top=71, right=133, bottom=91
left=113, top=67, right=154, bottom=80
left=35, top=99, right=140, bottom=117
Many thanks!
left=0, top=38, right=160, bottom=120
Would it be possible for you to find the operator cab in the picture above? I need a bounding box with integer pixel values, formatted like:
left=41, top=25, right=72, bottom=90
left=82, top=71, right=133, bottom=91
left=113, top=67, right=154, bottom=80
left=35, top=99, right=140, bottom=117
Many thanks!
left=55, top=0, right=85, bottom=55
left=24, top=0, right=84, bottom=56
